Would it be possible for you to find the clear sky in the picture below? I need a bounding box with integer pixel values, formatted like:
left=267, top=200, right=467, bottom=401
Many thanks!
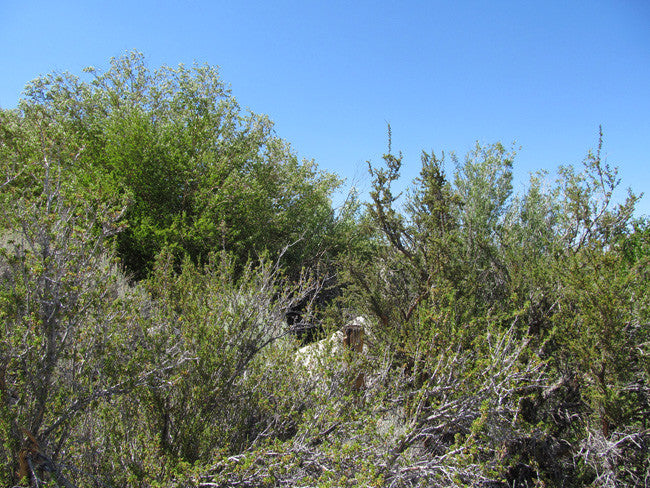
left=1, top=0, right=649, bottom=216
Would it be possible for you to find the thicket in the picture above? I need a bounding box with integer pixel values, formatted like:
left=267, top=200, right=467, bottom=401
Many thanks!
left=0, top=53, right=648, bottom=487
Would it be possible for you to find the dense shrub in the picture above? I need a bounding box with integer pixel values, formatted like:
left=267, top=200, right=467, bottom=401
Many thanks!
left=1, top=53, right=647, bottom=486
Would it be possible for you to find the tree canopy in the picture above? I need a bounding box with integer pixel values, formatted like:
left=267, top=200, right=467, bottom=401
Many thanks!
left=1, top=51, right=344, bottom=279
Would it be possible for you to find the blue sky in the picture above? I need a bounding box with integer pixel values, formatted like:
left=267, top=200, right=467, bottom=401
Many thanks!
left=2, top=0, right=649, bottom=215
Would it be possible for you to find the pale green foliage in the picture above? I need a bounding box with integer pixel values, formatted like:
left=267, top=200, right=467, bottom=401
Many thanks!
left=142, top=251, right=316, bottom=462
left=63, top=249, right=323, bottom=485
left=0, top=158, right=161, bottom=485
left=453, top=142, right=514, bottom=247
left=452, top=142, right=514, bottom=306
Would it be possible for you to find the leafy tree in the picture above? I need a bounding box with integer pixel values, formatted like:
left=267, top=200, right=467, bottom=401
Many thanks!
left=5, top=51, right=344, bottom=280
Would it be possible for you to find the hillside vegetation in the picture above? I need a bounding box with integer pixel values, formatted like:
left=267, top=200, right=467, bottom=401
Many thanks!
left=1, top=52, right=648, bottom=487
